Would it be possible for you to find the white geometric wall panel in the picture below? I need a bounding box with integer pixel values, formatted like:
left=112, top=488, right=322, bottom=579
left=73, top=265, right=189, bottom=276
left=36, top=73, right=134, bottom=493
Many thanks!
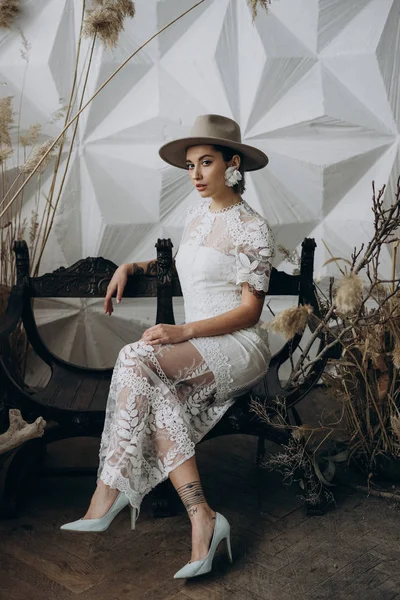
left=1, top=0, right=399, bottom=371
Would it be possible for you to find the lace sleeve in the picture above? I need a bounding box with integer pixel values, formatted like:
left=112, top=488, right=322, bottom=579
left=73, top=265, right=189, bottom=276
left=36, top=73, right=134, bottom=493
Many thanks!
left=235, top=219, right=275, bottom=293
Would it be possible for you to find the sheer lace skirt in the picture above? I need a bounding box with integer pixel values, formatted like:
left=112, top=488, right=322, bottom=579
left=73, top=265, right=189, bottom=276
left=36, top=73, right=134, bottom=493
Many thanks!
left=97, top=339, right=238, bottom=521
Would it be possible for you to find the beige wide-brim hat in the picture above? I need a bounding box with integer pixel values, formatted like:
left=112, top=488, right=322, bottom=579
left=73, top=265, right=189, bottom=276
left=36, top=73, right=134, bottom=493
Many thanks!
left=159, top=114, right=268, bottom=172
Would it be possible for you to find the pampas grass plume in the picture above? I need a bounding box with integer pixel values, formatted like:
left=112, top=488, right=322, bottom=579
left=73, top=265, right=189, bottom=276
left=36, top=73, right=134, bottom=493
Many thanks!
left=390, top=414, right=400, bottom=444
left=392, top=342, right=400, bottom=369
left=0, top=147, right=13, bottom=163
left=0, top=0, right=20, bottom=29
left=263, top=304, right=313, bottom=340
left=0, top=96, right=13, bottom=147
left=20, top=123, right=41, bottom=147
left=247, top=0, right=271, bottom=21
left=335, top=273, right=363, bottom=315
left=84, top=0, right=135, bottom=49
left=21, top=139, right=57, bottom=175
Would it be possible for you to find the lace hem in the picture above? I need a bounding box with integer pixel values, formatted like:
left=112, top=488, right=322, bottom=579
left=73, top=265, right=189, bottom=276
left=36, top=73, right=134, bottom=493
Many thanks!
left=99, top=463, right=143, bottom=521
left=99, top=448, right=198, bottom=524
left=236, top=270, right=271, bottom=293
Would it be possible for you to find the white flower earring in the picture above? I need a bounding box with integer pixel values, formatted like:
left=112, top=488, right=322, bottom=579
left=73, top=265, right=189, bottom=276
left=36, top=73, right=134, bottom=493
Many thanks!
left=224, top=166, right=242, bottom=187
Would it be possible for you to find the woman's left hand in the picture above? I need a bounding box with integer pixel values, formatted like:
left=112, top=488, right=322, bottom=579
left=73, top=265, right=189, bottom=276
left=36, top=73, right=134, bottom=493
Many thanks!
left=140, top=323, right=190, bottom=346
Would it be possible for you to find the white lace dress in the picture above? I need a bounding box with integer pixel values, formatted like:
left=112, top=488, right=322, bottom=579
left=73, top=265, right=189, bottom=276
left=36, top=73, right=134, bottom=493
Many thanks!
left=97, top=198, right=275, bottom=522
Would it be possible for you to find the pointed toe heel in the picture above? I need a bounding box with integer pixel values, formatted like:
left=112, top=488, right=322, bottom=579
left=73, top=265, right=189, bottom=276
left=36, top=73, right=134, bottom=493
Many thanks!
left=60, top=492, right=136, bottom=532
left=173, top=512, right=233, bottom=579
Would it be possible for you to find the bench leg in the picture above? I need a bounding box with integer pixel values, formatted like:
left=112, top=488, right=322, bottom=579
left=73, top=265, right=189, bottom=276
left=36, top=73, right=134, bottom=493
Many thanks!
left=0, top=450, right=19, bottom=518
left=256, top=436, right=266, bottom=467
left=0, top=438, right=47, bottom=518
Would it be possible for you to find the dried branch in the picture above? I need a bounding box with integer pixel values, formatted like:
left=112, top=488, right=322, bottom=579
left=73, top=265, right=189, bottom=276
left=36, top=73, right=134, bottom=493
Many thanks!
left=263, top=176, right=400, bottom=476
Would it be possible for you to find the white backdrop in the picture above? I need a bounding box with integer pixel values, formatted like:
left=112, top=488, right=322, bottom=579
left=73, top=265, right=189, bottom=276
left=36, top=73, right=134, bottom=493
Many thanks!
left=1, top=0, right=399, bottom=370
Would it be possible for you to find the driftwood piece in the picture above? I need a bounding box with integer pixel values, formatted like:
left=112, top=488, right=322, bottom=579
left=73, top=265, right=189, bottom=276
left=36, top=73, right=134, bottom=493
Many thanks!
left=350, top=484, right=400, bottom=503
left=0, top=409, right=46, bottom=455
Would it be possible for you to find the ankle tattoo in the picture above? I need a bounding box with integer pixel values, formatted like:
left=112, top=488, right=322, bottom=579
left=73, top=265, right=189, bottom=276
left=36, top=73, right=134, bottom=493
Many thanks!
left=176, top=481, right=207, bottom=516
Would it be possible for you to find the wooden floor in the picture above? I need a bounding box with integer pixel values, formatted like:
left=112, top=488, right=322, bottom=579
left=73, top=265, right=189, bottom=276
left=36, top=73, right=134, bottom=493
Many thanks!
left=1, top=433, right=400, bottom=600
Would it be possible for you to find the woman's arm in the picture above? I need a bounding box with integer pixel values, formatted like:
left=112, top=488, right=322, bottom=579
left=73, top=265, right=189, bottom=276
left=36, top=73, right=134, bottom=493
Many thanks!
left=125, top=259, right=157, bottom=277
left=140, top=283, right=265, bottom=345
left=126, top=257, right=176, bottom=277
left=104, top=258, right=157, bottom=315
left=184, top=283, right=265, bottom=338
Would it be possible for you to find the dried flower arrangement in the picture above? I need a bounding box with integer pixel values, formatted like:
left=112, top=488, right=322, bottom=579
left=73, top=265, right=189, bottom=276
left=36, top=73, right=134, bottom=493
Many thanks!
left=250, top=177, right=400, bottom=503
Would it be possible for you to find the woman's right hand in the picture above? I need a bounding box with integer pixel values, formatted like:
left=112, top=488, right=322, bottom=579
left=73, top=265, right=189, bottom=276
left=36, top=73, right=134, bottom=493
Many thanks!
left=104, top=264, right=130, bottom=316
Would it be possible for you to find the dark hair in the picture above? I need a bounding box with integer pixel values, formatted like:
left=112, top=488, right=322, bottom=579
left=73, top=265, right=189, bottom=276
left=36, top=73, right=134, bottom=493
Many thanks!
left=212, top=144, right=246, bottom=195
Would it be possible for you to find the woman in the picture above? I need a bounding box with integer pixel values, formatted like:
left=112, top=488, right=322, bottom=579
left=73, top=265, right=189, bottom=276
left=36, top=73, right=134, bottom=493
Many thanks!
left=61, top=114, right=275, bottom=579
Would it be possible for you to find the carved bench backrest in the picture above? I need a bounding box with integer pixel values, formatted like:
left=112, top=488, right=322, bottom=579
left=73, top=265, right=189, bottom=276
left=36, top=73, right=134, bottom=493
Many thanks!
left=13, top=234, right=318, bottom=338
left=12, top=238, right=320, bottom=403
left=14, top=238, right=315, bottom=303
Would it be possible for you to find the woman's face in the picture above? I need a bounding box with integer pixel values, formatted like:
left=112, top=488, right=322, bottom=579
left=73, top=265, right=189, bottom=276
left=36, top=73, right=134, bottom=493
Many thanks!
left=185, top=144, right=239, bottom=198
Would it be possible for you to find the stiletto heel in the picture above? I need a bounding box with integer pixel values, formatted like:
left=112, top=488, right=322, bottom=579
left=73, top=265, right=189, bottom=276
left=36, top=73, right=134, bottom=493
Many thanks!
left=130, top=505, right=137, bottom=530
left=173, top=512, right=233, bottom=579
left=224, top=531, right=233, bottom=564
left=60, top=492, right=132, bottom=532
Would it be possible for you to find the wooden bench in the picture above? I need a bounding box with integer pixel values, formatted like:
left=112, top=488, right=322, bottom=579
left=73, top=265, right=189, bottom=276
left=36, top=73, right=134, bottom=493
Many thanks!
left=0, top=237, right=333, bottom=517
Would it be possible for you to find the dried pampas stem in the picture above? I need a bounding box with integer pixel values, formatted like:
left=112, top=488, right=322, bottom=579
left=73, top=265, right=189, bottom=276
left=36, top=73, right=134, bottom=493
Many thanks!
left=0, top=0, right=207, bottom=220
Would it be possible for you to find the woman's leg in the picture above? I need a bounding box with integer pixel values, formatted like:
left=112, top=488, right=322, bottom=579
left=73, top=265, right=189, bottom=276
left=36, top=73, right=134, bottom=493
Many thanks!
left=82, top=339, right=221, bottom=537
left=84, top=454, right=216, bottom=563
left=169, top=455, right=216, bottom=563
left=82, top=479, right=119, bottom=520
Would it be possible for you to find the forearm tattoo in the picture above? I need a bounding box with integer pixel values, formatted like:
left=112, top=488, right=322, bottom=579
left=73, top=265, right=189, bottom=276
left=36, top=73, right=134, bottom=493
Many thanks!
left=132, top=260, right=157, bottom=277
left=146, top=260, right=157, bottom=276
left=176, top=480, right=207, bottom=517
left=132, top=263, right=144, bottom=277
left=248, top=284, right=266, bottom=300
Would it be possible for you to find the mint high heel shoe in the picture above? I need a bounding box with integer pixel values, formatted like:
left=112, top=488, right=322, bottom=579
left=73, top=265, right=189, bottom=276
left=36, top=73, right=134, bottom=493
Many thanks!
left=60, top=492, right=137, bottom=532
left=173, top=512, right=233, bottom=579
